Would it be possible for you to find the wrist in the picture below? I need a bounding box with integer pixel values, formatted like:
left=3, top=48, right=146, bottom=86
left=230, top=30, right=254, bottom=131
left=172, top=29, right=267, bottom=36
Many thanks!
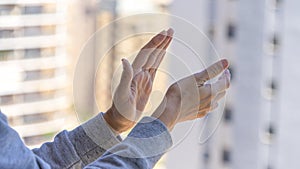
left=151, top=97, right=178, bottom=131
left=104, top=106, right=134, bottom=134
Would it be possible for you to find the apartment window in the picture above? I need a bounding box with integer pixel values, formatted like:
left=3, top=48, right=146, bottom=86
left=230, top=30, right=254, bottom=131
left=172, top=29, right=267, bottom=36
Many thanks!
left=24, top=70, right=41, bottom=81
left=43, top=4, right=56, bottom=14
left=23, top=26, right=56, bottom=37
left=226, top=23, right=236, bottom=40
left=222, top=149, right=231, bottom=164
left=0, top=5, right=16, bottom=15
left=203, top=151, right=210, bottom=164
left=269, top=80, right=277, bottom=96
left=0, top=29, right=15, bottom=38
left=41, top=69, right=55, bottom=79
left=273, top=0, right=282, bottom=9
left=261, top=124, right=276, bottom=143
left=224, top=106, right=233, bottom=122
left=268, top=124, right=275, bottom=135
left=24, top=26, right=42, bottom=37
left=22, top=5, right=43, bottom=15
left=23, top=92, right=41, bottom=102
left=42, top=26, right=56, bottom=35
left=0, top=95, right=14, bottom=105
left=24, top=48, right=41, bottom=59
left=272, top=35, right=279, bottom=52
left=264, top=79, right=278, bottom=100
left=41, top=90, right=55, bottom=100
left=23, top=112, right=53, bottom=124
left=41, top=48, right=56, bottom=57
left=24, top=69, right=55, bottom=81
left=0, top=50, right=14, bottom=61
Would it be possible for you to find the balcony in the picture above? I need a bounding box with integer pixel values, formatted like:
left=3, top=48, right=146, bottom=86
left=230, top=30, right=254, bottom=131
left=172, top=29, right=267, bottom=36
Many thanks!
left=0, top=34, right=66, bottom=50
left=0, top=13, right=65, bottom=28
left=1, top=96, right=71, bottom=117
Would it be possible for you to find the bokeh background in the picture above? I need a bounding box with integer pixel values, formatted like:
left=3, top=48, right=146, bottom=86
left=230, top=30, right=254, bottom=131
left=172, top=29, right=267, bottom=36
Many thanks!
left=1, top=0, right=300, bottom=169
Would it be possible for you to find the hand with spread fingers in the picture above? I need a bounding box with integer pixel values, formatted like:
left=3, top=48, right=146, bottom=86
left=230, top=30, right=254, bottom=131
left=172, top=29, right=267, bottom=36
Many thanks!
left=104, top=28, right=174, bottom=134
left=151, top=59, right=231, bottom=131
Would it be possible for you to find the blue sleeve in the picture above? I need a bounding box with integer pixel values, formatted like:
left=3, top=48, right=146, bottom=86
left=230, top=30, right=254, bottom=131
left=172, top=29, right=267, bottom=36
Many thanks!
left=85, top=116, right=173, bottom=169
left=32, top=113, right=121, bottom=169
left=0, top=111, right=50, bottom=169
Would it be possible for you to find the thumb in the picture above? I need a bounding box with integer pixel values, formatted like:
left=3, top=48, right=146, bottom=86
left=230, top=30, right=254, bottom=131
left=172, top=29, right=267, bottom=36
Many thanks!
left=118, top=58, right=133, bottom=91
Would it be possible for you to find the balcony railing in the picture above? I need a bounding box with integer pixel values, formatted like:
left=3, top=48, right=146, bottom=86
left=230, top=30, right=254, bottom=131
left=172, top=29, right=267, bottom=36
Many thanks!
left=0, top=13, right=65, bottom=28
left=2, top=96, right=71, bottom=117
left=0, top=34, right=66, bottom=50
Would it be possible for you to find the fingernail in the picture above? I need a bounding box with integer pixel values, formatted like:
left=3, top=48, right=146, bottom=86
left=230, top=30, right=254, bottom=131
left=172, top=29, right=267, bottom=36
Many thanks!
left=160, top=30, right=167, bottom=35
left=158, top=30, right=167, bottom=41
left=221, top=59, right=229, bottom=68
left=167, top=28, right=174, bottom=36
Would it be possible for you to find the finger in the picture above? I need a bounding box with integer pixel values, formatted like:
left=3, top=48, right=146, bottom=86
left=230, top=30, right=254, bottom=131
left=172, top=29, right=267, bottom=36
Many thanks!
left=149, top=29, right=174, bottom=79
left=198, top=102, right=218, bottom=117
left=153, top=28, right=174, bottom=68
left=198, top=69, right=230, bottom=99
left=210, top=70, right=230, bottom=93
left=214, top=91, right=226, bottom=101
left=118, top=58, right=133, bottom=92
left=162, top=28, right=174, bottom=50
left=194, top=59, right=229, bottom=85
left=143, top=28, right=174, bottom=70
left=149, top=50, right=166, bottom=79
left=132, top=30, right=167, bottom=72
left=149, top=33, right=172, bottom=80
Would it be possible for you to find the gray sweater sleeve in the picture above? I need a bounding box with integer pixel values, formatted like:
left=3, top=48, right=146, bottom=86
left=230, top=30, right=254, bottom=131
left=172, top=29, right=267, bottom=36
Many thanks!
left=85, top=116, right=173, bottom=169
left=0, top=111, right=51, bottom=169
left=32, top=113, right=121, bottom=169
left=1, top=110, right=172, bottom=169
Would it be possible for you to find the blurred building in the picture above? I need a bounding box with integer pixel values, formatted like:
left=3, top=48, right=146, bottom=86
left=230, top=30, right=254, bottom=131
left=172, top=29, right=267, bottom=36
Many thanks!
left=166, top=0, right=300, bottom=169
left=2, top=0, right=299, bottom=169
left=0, top=0, right=72, bottom=147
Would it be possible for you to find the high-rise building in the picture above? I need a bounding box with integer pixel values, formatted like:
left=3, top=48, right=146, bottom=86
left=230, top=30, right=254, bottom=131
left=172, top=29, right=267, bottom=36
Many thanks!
left=0, top=0, right=72, bottom=147
left=166, top=0, right=300, bottom=169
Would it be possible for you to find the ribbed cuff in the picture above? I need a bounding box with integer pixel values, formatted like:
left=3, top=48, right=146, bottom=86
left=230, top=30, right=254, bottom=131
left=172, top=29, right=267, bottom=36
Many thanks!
left=122, top=116, right=173, bottom=158
left=82, top=113, right=121, bottom=150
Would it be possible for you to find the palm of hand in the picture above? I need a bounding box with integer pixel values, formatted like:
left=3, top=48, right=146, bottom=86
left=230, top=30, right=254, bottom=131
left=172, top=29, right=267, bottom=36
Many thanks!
left=104, top=28, right=173, bottom=133
left=126, top=71, right=152, bottom=120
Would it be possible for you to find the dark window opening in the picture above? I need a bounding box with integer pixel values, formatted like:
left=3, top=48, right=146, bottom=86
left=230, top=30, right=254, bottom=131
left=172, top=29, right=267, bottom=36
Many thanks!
left=224, top=107, right=233, bottom=122
left=271, top=34, right=280, bottom=53
left=203, top=151, right=210, bottom=163
left=226, top=23, right=236, bottom=40
left=23, top=6, right=43, bottom=15
left=222, top=149, right=231, bottom=164
left=24, top=48, right=41, bottom=59
left=268, top=124, right=275, bottom=135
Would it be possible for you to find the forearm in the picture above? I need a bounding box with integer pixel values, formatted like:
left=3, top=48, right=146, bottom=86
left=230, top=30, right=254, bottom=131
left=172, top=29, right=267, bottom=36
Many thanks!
left=33, top=113, right=121, bottom=169
left=85, top=116, right=172, bottom=169
left=0, top=111, right=50, bottom=169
